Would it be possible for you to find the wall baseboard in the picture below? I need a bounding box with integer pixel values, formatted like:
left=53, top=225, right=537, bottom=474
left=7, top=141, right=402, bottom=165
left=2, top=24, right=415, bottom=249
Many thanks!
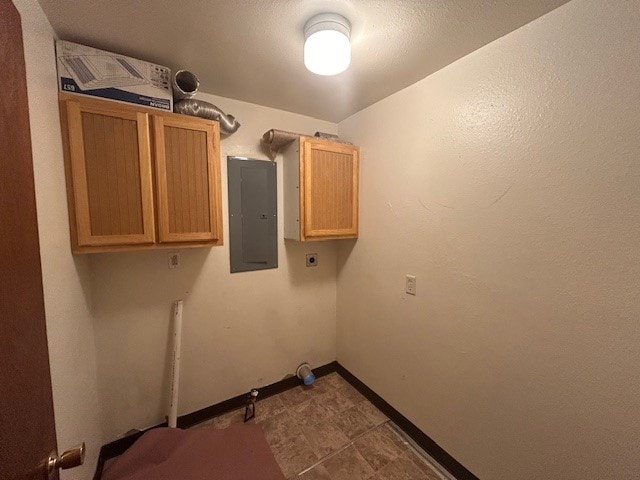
left=335, top=363, right=479, bottom=480
left=93, top=361, right=338, bottom=479
left=178, top=361, right=338, bottom=428
left=94, top=360, right=477, bottom=480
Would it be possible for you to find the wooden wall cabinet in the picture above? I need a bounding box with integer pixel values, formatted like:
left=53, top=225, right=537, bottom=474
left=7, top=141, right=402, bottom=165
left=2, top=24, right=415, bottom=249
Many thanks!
left=283, top=136, right=359, bottom=241
left=59, top=93, right=222, bottom=253
left=153, top=115, right=222, bottom=244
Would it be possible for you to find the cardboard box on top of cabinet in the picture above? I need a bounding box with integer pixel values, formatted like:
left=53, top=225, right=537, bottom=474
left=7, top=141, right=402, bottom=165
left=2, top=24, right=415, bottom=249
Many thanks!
left=55, top=40, right=173, bottom=111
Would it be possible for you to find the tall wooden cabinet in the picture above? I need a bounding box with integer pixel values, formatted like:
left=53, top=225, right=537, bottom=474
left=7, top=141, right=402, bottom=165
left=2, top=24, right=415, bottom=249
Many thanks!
left=59, top=93, right=222, bottom=253
left=283, top=136, right=359, bottom=241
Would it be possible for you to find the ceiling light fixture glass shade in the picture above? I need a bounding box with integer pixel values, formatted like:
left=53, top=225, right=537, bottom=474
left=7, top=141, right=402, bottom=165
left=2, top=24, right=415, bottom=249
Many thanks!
left=304, top=13, right=351, bottom=76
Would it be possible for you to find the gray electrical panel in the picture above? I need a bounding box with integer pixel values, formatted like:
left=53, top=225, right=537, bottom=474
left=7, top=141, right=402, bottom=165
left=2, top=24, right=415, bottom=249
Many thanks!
left=227, top=156, right=277, bottom=273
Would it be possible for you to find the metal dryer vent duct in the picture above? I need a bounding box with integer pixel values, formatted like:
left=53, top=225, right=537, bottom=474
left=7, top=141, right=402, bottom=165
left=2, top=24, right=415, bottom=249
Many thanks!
left=172, top=70, right=199, bottom=100
left=174, top=99, right=241, bottom=135
left=171, top=69, right=241, bottom=135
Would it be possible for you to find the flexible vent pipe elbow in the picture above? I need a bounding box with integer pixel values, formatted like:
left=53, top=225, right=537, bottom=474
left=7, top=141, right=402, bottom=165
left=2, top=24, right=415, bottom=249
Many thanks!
left=171, top=69, right=241, bottom=134
left=174, top=99, right=241, bottom=135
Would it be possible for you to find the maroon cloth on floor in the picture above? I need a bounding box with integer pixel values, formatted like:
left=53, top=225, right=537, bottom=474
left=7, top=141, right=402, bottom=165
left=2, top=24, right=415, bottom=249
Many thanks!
left=102, top=424, right=286, bottom=480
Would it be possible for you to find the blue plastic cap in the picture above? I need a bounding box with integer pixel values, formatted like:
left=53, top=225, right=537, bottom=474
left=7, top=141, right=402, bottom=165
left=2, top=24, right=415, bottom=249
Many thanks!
left=303, top=373, right=316, bottom=385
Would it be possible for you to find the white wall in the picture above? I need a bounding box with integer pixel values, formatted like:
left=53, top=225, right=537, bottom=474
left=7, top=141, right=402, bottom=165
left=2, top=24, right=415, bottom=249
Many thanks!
left=337, top=0, right=640, bottom=479
left=21, top=0, right=640, bottom=477
left=89, top=93, right=339, bottom=440
left=13, top=1, right=103, bottom=478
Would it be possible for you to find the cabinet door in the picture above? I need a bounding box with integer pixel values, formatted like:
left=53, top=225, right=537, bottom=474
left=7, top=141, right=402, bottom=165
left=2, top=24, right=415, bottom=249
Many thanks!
left=302, top=138, right=359, bottom=239
left=65, top=100, right=155, bottom=247
left=153, top=115, right=222, bottom=244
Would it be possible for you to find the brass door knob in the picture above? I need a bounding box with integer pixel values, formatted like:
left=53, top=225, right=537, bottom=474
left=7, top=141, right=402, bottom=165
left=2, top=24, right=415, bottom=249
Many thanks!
left=46, top=443, right=85, bottom=478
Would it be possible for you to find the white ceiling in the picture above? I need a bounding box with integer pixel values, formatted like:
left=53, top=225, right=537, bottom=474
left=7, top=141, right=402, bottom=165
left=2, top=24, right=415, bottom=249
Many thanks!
left=37, top=0, right=569, bottom=122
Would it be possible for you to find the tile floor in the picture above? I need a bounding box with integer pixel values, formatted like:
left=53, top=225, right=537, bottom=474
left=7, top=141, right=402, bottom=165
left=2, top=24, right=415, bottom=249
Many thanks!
left=195, top=372, right=451, bottom=480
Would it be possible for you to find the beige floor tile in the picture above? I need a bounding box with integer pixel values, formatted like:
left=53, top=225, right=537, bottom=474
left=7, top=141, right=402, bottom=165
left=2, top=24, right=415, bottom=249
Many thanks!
left=306, top=375, right=334, bottom=395
left=189, top=375, right=447, bottom=480
left=273, top=431, right=319, bottom=478
left=354, top=424, right=408, bottom=471
left=404, top=450, right=445, bottom=480
left=255, top=394, right=288, bottom=423
left=262, top=410, right=304, bottom=452
left=320, top=387, right=357, bottom=415
left=326, top=374, right=358, bottom=392
left=326, top=372, right=349, bottom=386
left=335, top=381, right=368, bottom=405
left=280, top=385, right=314, bottom=407
left=370, top=455, right=430, bottom=480
left=321, top=372, right=344, bottom=387
left=322, top=445, right=375, bottom=480
left=333, top=404, right=377, bottom=440
left=380, top=424, right=409, bottom=447
left=292, top=397, right=337, bottom=427
left=301, top=420, right=350, bottom=458
left=298, top=464, right=332, bottom=479
left=356, top=400, right=388, bottom=427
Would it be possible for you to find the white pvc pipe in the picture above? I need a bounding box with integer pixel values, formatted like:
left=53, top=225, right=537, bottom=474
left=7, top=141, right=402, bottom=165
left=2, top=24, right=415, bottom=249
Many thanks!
left=168, top=300, right=183, bottom=428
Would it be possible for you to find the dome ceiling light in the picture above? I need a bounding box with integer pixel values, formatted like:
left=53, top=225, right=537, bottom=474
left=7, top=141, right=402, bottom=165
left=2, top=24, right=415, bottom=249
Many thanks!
left=303, top=13, right=351, bottom=76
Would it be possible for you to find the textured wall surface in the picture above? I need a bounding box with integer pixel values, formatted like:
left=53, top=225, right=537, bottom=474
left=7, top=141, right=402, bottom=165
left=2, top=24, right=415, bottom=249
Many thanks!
left=12, top=1, right=103, bottom=478
left=89, top=94, right=339, bottom=440
left=16, top=0, right=640, bottom=477
left=336, top=0, right=640, bottom=478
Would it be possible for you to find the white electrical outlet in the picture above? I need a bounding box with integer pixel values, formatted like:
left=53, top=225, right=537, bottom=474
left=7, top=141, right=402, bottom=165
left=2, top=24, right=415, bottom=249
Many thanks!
left=168, top=253, right=180, bottom=269
left=405, top=275, right=416, bottom=295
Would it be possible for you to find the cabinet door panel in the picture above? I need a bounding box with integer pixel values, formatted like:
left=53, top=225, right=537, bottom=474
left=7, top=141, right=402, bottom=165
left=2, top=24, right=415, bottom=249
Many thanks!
left=154, top=115, right=222, bottom=243
left=303, top=139, right=359, bottom=238
left=66, top=100, right=155, bottom=246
